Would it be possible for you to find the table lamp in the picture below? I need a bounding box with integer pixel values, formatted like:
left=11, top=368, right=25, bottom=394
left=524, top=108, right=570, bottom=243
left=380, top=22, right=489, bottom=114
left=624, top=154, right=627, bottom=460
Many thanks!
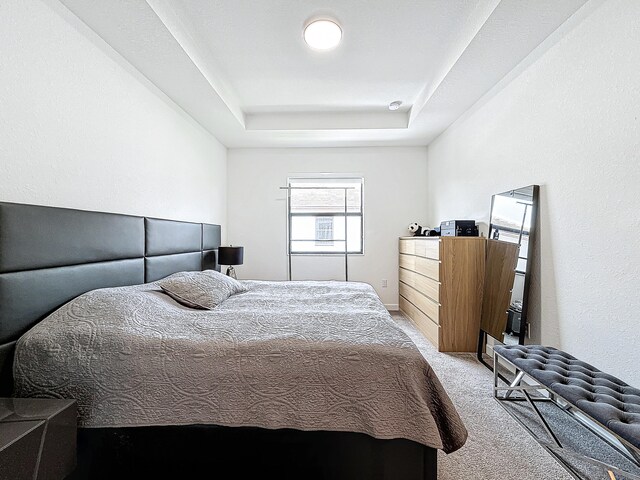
left=218, top=246, right=244, bottom=279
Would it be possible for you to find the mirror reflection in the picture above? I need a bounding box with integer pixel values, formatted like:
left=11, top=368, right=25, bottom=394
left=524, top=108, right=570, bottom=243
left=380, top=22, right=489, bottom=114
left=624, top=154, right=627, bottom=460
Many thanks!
left=481, top=185, right=539, bottom=348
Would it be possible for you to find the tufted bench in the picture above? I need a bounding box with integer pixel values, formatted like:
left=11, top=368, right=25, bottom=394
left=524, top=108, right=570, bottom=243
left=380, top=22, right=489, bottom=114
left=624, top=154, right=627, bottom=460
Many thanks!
left=493, top=345, right=640, bottom=479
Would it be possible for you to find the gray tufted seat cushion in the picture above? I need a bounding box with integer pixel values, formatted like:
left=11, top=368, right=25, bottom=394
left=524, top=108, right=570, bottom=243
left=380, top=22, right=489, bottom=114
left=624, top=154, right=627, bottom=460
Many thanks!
left=494, top=345, right=640, bottom=449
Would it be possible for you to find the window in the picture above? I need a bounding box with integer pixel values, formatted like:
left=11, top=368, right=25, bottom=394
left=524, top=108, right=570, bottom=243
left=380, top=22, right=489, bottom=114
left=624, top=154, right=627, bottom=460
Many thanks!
left=288, top=177, right=363, bottom=254
left=315, top=216, right=334, bottom=246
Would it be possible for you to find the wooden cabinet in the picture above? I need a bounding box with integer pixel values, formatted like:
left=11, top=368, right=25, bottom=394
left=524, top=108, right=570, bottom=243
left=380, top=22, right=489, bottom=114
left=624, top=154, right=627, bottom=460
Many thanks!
left=399, top=236, right=485, bottom=352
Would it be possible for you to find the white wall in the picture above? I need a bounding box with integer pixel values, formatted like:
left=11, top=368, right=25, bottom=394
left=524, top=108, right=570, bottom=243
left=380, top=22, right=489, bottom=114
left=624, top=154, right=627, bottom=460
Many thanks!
left=426, top=0, right=640, bottom=384
left=227, top=147, right=428, bottom=308
left=0, top=0, right=227, bottom=226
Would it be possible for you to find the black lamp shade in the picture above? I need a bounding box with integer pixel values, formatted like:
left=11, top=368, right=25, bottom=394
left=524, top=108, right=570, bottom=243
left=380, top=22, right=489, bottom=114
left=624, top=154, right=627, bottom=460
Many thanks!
left=218, top=246, right=244, bottom=266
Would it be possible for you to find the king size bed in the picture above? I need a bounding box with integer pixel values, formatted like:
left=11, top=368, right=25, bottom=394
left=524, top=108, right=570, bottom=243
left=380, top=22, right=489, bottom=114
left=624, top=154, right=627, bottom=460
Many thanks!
left=0, top=202, right=467, bottom=479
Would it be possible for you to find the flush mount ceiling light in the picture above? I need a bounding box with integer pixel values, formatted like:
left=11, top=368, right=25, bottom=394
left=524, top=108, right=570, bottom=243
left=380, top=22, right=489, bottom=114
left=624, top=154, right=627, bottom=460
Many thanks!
left=304, top=19, right=342, bottom=51
left=388, top=100, right=403, bottom=111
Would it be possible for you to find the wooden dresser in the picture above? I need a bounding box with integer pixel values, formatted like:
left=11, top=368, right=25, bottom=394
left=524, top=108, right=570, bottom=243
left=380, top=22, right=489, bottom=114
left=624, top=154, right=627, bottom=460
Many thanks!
left=399, top=236, right=485, bottom=352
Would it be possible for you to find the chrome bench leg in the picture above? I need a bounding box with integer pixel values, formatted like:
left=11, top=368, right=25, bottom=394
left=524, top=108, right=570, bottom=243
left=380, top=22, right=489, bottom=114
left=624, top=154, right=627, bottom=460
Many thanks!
left=504, top=370, right=525, bottom=399
left=522, top=388, right=562, bottom=449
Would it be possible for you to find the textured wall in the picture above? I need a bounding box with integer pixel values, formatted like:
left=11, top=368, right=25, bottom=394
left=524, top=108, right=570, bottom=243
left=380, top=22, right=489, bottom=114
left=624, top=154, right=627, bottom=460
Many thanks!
left=0, top=0, right=227, bottom=226
left=426, top=0, right=640, bottom=384
left=227, top=147, right=429, bottom=308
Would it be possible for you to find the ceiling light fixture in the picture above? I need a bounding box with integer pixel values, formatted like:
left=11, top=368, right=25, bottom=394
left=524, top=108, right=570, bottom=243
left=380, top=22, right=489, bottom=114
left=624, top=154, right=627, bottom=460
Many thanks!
left=303, top=19, right=342, bottom=51
left=388, top=101, right=402, bottom=111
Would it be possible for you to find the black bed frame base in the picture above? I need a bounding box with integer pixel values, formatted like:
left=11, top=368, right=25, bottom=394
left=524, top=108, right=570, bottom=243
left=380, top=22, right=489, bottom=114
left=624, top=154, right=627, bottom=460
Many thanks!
left=69, top=425, right=438, bottom=480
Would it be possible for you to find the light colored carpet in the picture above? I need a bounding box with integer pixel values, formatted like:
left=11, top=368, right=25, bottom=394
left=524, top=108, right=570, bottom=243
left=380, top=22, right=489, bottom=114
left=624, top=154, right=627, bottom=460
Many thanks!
left=391, top=312, right=572, bottom=480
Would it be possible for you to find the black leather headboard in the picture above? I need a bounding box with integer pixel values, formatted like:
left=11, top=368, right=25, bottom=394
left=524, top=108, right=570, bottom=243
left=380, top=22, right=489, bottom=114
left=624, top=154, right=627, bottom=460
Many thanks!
left=0, top=202, right=221, bottom=394
left=145, top=218, right=204, bottom=283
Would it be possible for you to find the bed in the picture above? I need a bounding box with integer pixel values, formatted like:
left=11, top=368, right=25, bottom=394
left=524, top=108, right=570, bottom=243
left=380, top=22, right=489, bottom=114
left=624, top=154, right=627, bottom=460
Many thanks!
left=0, top=202, right=467, bottom=479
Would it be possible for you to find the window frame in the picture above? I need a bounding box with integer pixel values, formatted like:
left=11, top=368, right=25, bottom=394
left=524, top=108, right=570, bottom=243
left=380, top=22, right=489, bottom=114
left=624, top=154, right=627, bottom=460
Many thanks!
left=287, top=175, right=364, bottom=256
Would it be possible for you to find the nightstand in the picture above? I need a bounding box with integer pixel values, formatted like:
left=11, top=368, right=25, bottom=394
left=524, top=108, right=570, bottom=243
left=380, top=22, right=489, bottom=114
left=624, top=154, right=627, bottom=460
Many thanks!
left=0, top=398, right=76, bottom=479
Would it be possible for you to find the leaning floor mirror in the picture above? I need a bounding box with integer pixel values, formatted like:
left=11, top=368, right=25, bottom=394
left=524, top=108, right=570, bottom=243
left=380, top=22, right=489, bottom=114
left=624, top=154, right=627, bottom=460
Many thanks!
left=477, top=185, right=539, bottom=369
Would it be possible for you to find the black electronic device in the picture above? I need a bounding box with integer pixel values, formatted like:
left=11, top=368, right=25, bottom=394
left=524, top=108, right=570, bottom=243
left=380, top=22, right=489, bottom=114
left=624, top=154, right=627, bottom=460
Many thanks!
left=440, top=220, right=478, bottom=237
left=506, top=303, right=523, bottom=335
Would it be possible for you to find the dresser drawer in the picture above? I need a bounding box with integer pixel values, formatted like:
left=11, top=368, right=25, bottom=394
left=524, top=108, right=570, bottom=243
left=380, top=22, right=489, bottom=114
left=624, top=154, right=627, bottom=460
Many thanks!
left=399, top=268, right=439, bottom=302
left=399, top=239, right=415, bottom=255
left=414, top=239, right=440, bottom=260
left=399, top=254, right=440, bottom=281
left=399, top=296, right=439, bottom=348
left=399, top=253, right=415, bottom=271
left=399, top=281, right=440, bottom=324
left=413, top=256, right=440, bottom=281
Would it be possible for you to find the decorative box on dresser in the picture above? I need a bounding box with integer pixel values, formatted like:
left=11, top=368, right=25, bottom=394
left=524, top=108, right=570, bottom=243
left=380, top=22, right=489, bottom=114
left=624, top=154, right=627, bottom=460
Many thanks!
left=399, top=236, right=485, bottom=352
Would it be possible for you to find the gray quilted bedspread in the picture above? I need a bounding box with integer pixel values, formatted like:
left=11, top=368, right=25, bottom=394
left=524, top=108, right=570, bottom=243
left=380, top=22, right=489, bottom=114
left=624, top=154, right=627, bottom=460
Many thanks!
left=13, top=280, right=467, bottom=453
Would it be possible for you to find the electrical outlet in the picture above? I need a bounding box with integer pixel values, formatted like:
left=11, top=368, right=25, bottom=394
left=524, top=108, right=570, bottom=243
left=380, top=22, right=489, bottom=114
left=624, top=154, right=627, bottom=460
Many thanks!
left=381, top=279, right=388, bottom=288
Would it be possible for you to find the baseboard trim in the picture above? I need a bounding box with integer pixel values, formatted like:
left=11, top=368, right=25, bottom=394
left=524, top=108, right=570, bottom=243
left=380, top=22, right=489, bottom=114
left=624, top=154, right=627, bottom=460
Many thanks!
left=385, top=304, right=399, bottom=311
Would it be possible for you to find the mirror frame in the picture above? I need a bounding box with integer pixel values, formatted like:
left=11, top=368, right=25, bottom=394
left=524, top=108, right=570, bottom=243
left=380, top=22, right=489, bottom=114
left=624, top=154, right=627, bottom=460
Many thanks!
left=477, top=185, right=539, bottom=368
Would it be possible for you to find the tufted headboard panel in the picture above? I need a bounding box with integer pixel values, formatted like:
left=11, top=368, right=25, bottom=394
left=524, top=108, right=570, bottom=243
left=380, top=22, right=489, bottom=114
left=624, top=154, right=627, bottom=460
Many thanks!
left=0, top=201, right=221, bottom=394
